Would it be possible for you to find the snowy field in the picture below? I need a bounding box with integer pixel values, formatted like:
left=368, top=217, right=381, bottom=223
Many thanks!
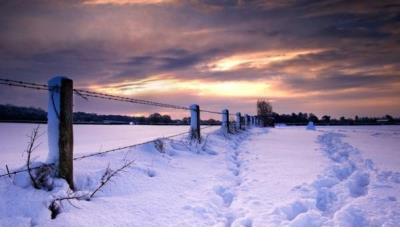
left=0, top=124, right=399, bottom=226
left=0, top=123, right=218, bottom=171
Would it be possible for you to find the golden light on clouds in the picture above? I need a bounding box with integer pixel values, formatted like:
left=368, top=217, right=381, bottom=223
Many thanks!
left=206, top=49, right=326, bottom=72
left=178, top=81, right=271, bottom=97
left=89, top=76, right=290, bottom=99
left=89, top=76, right=178, bottom=95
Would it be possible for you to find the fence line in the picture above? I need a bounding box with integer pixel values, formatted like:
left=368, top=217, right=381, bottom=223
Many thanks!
left=0, top=76, right=260, bottom=187
left=0, top=126, right=216, bottom=178
left=0, top=78, right=227, bottom=115
left=73, top=126, right=215, bottom=161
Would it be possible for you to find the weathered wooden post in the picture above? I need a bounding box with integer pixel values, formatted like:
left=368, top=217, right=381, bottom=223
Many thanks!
left=221, top=109, right=230, bottom=134
left=235, top=112, right=241, bottom=131
left=47, top=76, right=74, bottom=190
left=190, top=104, right=201, bottom=142
left=245, top=114, right=249, bottom=128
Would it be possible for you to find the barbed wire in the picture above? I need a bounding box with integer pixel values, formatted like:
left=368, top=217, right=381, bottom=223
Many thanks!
left=0, top=163, right=53, bottom=178
left=74, top=125, right=216, bottom=160
left=73, top=89, right=191, bottom=111
left=0, top=80, right=48, bottom=91
left=0, top=78, right=228, bottom=114
left=0, top=77, right=249, bottom=179
left=0, top=79, right=254, bottom=118
left=73, top=130, right=191, bottom=161
left=0, top=78, right=48, bottom=88
left=201, top=109, right=223, bottom=115
left=0, top=125, right=219, bottom=178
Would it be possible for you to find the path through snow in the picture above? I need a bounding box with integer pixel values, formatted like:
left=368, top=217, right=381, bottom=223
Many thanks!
left=184, top=127, right=400, bottom=226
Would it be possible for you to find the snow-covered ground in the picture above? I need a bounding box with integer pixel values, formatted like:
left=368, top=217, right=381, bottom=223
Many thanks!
left=0, top=123, right=218, bottom=171
left=0, top=124, right=399, bottom=226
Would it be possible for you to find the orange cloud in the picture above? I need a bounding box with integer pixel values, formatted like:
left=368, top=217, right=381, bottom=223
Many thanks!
left=205, top=49, right=327, bottom=72
left=89, top=74, right=297, bottom=99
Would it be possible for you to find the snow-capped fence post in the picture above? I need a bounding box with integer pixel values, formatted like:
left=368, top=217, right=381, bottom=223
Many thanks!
left=190, top=104, right=201, bottom=142
left=235, top=112, right=241, bottom=131
left=221, top=109, right=230, bottom=134
left=47, top=76, right=74, bottom=190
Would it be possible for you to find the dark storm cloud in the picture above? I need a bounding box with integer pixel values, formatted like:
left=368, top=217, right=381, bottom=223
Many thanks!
left=111, top=48, right=224, bottom=80
left=0, top=0, right=399, bottom=117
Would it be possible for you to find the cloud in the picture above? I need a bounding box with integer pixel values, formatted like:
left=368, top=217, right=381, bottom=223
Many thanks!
left=110, top=48, right=222, bottom=80
left=0, top=0, right=399, bottom=118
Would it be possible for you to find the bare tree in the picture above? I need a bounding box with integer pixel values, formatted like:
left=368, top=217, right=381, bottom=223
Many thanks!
left=89, top=160, right=133, bottom=199
left=257, top=99, right=273, bottom=116
left=48, top=158, right=134, bottom=219
left=25, top=125, right=41, bottom=189
left=257, top=99, right=275, bottom=127
left=24, top=125, right=55, bottom=190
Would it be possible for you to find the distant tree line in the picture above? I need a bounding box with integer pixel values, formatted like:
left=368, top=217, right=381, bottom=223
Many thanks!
left=0, top=104, right=220, bottom=125
left=255, top=99, right=399, bottom=126
left=1, top=104, right=398, bottom=126
left=271, top=112, right=400, bottom=125
left=0, top=104, right=47, bottom=122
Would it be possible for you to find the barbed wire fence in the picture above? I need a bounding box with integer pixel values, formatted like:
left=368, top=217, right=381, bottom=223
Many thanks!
left=0, top=78, right=231, bottom=115
left=0, top=77, right=259, bottom=184
left=0, top=126, right=216, bottom=178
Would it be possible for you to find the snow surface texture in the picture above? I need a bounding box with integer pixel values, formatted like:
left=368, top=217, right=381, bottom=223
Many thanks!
left=0, top=125, right=399, bottom=226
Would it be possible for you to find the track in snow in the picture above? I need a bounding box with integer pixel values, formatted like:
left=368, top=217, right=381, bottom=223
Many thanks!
left=273, top=131, right=400, bottom=226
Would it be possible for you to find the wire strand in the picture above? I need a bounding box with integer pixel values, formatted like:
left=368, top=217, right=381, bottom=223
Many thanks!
left=0, top=81, right=48, bottom=91
left=0, top=78, right=227, bottom=114
left=0, top=77, right=247, bottom=178
left=73, top=125, right=216, bottom=161
left=0, top=125, right=219, bottom=177
left=0, top=78, right=48, bottom=88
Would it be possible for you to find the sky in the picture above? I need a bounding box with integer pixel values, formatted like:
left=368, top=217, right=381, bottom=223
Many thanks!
left=0, top=0, right=399, bottom=119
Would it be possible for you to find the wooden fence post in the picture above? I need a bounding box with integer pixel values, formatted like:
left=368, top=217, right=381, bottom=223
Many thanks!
left=222, top=109, right=230, bottom=134
left=235, top=112, right=241, bottom=130
left=48, top=76, right=74, bottom=190
left=190, top=104, right=201, bottom=142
